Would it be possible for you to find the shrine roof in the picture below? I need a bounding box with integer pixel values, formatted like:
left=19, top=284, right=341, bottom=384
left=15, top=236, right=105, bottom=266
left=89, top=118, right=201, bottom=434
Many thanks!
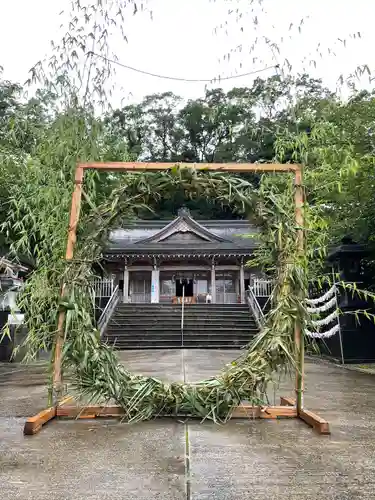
left=104, top=207, right=259, bottom=257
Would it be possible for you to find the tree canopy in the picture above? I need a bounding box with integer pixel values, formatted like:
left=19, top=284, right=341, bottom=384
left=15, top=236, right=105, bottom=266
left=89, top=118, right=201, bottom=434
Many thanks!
left=1, top=69, right=375, bottom=245
left=1, top=0, right=374, bottom=416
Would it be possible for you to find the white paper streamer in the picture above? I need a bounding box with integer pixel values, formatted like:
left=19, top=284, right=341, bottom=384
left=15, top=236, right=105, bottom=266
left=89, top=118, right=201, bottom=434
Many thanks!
left=306, top=296, right=336, bottom=313
left=311, top=310, right=339, bottom=328
left=305, top=285, right=336, bottom=305
left=305, top=324, right=340, bottom=339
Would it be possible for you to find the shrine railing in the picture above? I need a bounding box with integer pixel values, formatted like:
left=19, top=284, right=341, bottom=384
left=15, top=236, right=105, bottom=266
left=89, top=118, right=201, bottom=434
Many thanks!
left=98, top=285, right=119, bottom=335
left=251, top=279, right=273, bottom=297
left=246, top=287, right=265, bottom=329
left=93, top=277, right=115, bottom=298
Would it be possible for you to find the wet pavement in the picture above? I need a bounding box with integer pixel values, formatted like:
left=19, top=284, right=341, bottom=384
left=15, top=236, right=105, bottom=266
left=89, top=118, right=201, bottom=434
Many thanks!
left=1, top=350, right=375, bottom=499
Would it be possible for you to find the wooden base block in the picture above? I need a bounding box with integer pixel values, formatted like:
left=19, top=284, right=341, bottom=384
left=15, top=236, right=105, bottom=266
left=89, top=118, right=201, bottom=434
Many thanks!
left=24, top=406, right=56, bottom=435
left=299, top=409, right=330, bottom=435
left=280, top=396, right=296, bottom=407
left=280, top=396, right=330, bottom=434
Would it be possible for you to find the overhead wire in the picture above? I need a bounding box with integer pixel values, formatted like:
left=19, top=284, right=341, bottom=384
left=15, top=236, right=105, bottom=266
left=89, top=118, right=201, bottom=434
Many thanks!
left=88, top=51, right=278, bottom=83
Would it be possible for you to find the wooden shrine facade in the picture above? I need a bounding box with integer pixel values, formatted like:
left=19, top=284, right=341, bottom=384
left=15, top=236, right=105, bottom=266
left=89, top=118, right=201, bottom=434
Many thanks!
left=100, top=207, right=264, bottom=304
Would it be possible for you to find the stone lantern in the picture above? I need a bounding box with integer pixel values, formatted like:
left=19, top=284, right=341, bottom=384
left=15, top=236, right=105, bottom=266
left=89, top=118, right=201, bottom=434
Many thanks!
left=325, top=236, right=375, bottom=363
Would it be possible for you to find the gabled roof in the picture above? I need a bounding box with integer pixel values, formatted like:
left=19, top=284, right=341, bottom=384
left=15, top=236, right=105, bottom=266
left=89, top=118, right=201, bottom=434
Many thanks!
left=138, top=207, right=228, bottom=244
left=105, top=208, right=259, bottom=257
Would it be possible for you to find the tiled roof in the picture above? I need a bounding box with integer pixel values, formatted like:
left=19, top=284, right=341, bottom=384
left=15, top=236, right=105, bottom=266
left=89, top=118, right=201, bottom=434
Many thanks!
left=105, top=210, right=259, bottom=256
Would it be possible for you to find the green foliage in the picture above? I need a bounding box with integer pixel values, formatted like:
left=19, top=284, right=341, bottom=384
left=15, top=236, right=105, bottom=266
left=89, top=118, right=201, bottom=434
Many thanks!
left=5, top=160, right=321, bottom=420
left=0, top=0, right=374, bottom=420
left=274, top=89, right=375, bottom=250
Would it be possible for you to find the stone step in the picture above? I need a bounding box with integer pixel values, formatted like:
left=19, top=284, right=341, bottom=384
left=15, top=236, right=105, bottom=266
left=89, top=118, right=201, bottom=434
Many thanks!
left=110, top=314, right=253, bottom=321
left=108, top=320, right=256, bottom=328
left=112, top=344, right=246, bottom=350
left=117, top=303, right=249, bottom=307
left=106, top=328, right=257, bottom=338
left=106, top=327, right=257, bottom=335
left=116, top=306, right=249, bottom=312
left=111, top=341, right=249, bottom=349
left=112, top=313, right=254, bottom=323
left=103, top=301, right=258, bottom=350
left=105, top=337, right=254, bottom=349
left=114, top=309, right=251, bottom=315
left=107, top=335, right=251, bottom=340
left=113, top=309, right=251, bottom=314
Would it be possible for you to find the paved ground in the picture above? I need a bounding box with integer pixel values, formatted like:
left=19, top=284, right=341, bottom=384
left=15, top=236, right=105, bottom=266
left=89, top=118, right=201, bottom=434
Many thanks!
left=1, top=350, right=375, bottom=499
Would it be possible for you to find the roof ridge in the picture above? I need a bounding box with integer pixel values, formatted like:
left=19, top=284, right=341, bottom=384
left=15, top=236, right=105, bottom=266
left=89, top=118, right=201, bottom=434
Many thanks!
left=137, top=212, right=230, bottom=244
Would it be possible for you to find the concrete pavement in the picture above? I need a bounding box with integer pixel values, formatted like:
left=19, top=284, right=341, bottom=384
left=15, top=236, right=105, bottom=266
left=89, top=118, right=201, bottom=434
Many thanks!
left=1, top=350, right=375, bottom=499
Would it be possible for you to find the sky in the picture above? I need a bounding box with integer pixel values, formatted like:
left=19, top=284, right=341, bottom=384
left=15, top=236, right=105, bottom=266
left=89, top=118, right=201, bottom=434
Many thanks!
left=1, top=0, right=374, bottom=107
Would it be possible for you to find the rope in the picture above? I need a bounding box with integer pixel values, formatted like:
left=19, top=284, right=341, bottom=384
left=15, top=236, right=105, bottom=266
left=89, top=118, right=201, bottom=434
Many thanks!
left=89, top=52, right=277, bottom=83
left=305, top=285, right=336, bottom=305
left=305, top=324, right=340, bottom=339
left=305, top=284, right=341, bottom=339
left=311, top=309, right=339, bottom=328
left=306, top=296, right=337, bottom=314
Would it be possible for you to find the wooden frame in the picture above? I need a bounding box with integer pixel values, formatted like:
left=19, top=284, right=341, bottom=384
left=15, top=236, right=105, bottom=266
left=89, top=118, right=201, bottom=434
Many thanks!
left=25, top=396, right=329, bottom=435
left=23, top=161, right=330, bottom=435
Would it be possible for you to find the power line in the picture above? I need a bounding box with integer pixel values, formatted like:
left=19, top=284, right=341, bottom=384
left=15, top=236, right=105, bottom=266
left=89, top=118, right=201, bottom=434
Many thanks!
left=89, top=52, right=277, bottom=83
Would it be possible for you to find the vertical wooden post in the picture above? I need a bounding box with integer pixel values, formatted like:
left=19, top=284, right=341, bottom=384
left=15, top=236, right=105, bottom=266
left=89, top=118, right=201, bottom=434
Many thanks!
left=294, top=166, right=304, bottom=414
left=53, top=165, right=84, bottom=398
left=239, top=260, right=245, bottom=304
left=123, top=264, right=129, bottom=303
left=211, top=260, right=216, bottom=304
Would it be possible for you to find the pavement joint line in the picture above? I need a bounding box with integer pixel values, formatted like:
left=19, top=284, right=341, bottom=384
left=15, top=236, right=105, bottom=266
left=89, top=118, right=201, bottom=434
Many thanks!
left=182, top=348, right=187, bottom=385
left=185, top=422, right=191, bottom=500
left=181, top=348, right=191, bottom=499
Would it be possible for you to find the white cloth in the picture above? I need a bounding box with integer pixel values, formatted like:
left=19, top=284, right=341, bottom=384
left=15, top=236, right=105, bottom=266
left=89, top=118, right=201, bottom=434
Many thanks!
left=306, top=296, right=337, bottom=313
left=311, top=310, right=339, bottom=328
left=305, top=324, right=340, bottom=339
left=305, top=285, right=336, bottom=305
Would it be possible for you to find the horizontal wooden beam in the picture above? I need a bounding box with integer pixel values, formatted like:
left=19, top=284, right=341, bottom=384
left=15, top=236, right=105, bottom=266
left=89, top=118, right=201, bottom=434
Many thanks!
left=79, top=162, right=300, bottom=173
left=231, top=405, right=297, bottom=419
left=57, top=405, right=125, bottom=418
left=56, top=404, right=297, bottom=420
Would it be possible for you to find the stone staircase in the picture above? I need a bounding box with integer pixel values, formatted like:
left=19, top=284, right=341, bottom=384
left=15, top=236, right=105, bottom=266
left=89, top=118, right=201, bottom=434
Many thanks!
left=103, top=303, right=259, bottom=349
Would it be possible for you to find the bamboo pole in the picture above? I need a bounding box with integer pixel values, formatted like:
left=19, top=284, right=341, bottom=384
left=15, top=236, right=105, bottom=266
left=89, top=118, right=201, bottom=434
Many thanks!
left=53, top=165, right=84, bottom=398
left=294, top=167, right=305, bottom=413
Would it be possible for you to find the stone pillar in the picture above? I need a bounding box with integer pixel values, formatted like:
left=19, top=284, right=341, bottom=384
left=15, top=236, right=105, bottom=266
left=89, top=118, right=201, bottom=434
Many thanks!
left=211, top=263, right=216, bottom=304
left=240, top=262, right=245, bottom=304
left=123, top=266, right=129, bottom=303
left=151, top=267, right=160, bottom=303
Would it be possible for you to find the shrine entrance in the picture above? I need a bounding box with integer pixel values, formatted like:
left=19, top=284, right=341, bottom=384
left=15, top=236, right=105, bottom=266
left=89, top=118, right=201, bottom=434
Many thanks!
left=176, top=278, right=194, bottom=297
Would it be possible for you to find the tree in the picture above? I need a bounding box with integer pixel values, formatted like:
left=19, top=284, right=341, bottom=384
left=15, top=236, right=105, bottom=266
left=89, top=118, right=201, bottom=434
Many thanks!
left=106, top=104, right=146, bottom=160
